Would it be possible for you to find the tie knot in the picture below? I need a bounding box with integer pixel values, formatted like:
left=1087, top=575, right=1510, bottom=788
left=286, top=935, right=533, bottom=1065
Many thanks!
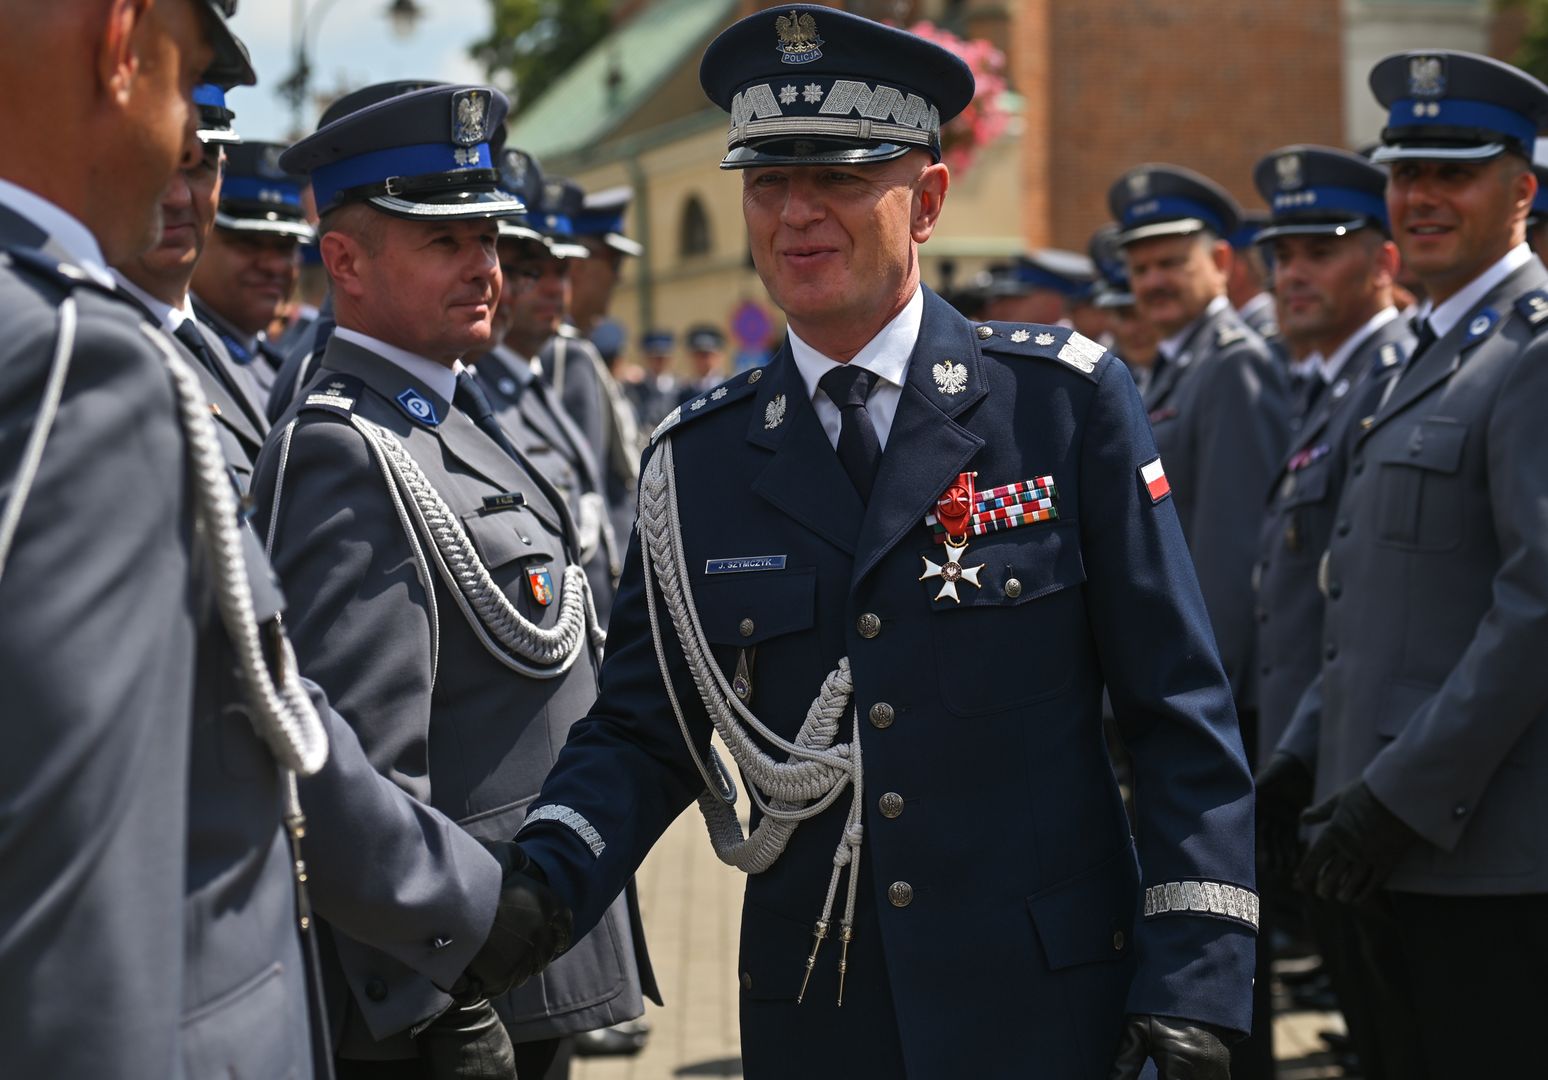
left=819, top=364, right=878, bottom=409
left=454, top=370, right=493, bottom=420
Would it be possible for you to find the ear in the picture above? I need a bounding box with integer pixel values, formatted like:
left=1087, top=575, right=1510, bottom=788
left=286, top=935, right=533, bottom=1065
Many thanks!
left=98, top=0, right=151, bottom=105
left=911, top=161, right=950, bottom=244
left=322, top=232, right=368, bottom=300
left=1375, top=238, right=1401, bottom=288
left=1210, top=238, right=1233, bottom=278
left=1513, top=161, right=1538, bottom=224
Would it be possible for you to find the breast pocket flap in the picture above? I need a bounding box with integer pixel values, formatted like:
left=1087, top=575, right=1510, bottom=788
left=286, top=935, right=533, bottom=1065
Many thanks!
left=695, top=566, right=816, bottom=646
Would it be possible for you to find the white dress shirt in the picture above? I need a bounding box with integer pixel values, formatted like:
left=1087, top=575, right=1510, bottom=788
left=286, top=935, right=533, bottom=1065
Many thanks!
left=333, top=327, right=459, bottom=403
left=1413, top=243, right=1533, bottom=339
left=1158, top=294, right=1230, bottom=364
left=1303, top=306, right=1399, bottom=385
left=112, top=273, right=197, bottom=335
left=788, top=286, right=923, bottom=451
left=0, top=178, right=115, bottom=288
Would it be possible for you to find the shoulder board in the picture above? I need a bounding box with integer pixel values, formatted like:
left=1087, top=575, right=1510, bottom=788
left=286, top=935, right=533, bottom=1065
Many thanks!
left=1515, top=288, right=1548, bottom=330
left=3, top=245, right=121, bottom=304
left=298, top=372, right=365, bottom=419
left=1216, top=322, right=1251, bottom=349
left=1377, top=341, right=1404, bottom=370
left=651, top=367, right=765, bottom=444
left=975, top=322, right=1105, bottom=381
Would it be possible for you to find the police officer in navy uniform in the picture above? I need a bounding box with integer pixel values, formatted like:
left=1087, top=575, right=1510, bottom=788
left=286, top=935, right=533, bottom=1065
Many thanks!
left=1110, top=164, right=1290, bottom=758
left=253, top=83, right=652, bottom=1079
left=510, top=8, right=1256, bottom=1078
left=1272, top=51, right=1548, bottom=1078
left=1244, top=144, right=1410, bottom=1079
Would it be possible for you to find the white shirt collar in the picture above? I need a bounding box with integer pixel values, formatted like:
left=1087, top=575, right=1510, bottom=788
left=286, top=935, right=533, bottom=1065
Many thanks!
left=1159, top=294, right=1230, bottom=362
left=1417, top=243, right=1532, bottom=339
left=1237, top=291, right=1275, bottom=322
left=789, top=285, right=922, bottom=401
left=0, top=178, right=115, bottom=288
left=1320, top=306, right=1399, bottom=383
left=111, top=273, right=198, bottom=334
left=333, top=327, right=459, bottom=404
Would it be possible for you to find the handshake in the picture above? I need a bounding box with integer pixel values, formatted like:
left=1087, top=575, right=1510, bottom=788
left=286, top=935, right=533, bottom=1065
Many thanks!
left=451, top=840, right=573, bottom=1003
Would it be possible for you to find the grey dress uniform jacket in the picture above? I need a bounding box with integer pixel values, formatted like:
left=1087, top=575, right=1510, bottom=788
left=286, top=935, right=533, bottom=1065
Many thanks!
left=191, top=295, right=279, bottom=422
left=1253, top=316, right=1410, bottom=768
left=252, top=336, right=652, bottom=1058
left=1280, top=255, right=1548, bottom=894
left=1144, top=299, right=1290, bottom=710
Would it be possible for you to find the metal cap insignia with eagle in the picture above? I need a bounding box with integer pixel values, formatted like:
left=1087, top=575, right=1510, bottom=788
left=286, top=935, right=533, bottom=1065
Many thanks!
left=699, top=4, right=976, bottom=169
left=280, top=84, right=526, bottom=222
left=1368, top=50, right=1548, bottom=163
left=1251, top=145, right=1390, bottom=241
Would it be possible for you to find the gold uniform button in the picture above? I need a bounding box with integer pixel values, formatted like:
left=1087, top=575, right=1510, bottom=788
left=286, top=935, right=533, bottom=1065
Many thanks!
left=869, top=702, right=895, bottom=729
left=888, top=881, right=914, bottom=908
left=878, top=792, right=904, bottom=819
left=856, top=613, right=882, bottom=639
left=739, top=618, right=755, bottom=638
left=1004, top=577, right=1022, bottom=599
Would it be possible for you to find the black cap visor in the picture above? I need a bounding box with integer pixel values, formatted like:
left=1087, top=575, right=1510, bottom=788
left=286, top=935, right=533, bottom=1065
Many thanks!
left=198, top=3, right=256, bottom=88
left=368, top=188, right=530, bottom=222
left=214, top=207, right=316, bottom=241
left=1371, top=127, right=1520, bottom=163
left=1256, top=215, right=1384, bottom=242
left=720, top=136, right=927, bottom=170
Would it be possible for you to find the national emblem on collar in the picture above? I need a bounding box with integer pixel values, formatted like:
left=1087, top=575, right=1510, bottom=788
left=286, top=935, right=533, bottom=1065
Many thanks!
left=1275, top=153, right=1303, bottom=191
left=776, top=8, right=823, bottom=64
left=1409, top=55, right=1446, bottom=98
left=452, top=89, right=493, bottom=146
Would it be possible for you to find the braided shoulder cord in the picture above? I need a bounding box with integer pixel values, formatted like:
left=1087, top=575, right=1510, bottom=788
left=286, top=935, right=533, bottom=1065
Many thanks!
left=349, top=415, right=604, bottom=679
left=142, top=326, right=329, bottom=778
left=636, top=436, right=866, bottom=989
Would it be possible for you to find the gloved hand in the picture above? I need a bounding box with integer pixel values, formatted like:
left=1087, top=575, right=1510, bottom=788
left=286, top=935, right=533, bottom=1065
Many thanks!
left=450, top=841, right=573, bottom=1004
left=1109, top=1014, right=1232, bottom=1080
left=1296, top=780, right=1418, bottom=904
left=416, top=998, right=516, bottom=1080
left=1255, top=753, right=1314, bottom=887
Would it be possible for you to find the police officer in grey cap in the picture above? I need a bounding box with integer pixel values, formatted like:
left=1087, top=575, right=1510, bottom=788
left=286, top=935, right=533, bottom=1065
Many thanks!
left=1273, top=50, right=1548, bottom=1078
left=1110, top=163, right=1290, bottom=753
left=254, top=82, right=649, bottom=1078
left=511, top=6, right=1257, bottom=1079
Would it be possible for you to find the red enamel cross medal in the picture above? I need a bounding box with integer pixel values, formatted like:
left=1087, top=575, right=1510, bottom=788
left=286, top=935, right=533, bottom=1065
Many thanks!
left=920, top=472, right=986, bottom=603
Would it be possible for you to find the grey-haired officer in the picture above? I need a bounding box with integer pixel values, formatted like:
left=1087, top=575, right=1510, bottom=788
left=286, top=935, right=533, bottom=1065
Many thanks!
left=253, top=83, right=651, bottom=1078
left=513, top=7, right=1257, bottom=1079
left=1272, top=51, right=1548, bottom=1078
left=1110, top=164, right=1291, bottom=746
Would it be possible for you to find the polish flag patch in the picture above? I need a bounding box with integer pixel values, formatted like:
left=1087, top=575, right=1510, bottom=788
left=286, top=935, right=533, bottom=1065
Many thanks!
left=1140, top=457, right=1171, bottom=503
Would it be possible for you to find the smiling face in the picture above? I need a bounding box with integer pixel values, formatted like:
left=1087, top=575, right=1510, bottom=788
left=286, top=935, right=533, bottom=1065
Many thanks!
left=325, top=210, right=502, bottom=364
left=1269, top=231, right=1397, bottom=353
left=1122, top=231, right=1231, bottom=338
left=1386, top=155, right=1534, bottom=304
left=191, top=227, right=301, bottom=336
left=740, top=150, right=947, bottom=360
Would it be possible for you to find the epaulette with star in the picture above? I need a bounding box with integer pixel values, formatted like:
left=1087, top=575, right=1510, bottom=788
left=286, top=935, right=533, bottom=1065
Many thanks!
left=3, top=245, right=125, bottom=306
left=296, top=373, right=366, bottom=419
left=1515, top=288, right=1548, bottom=331
left=650, top=366, right=766, bottom=444
left=974, top=322, right=1107, bottom=382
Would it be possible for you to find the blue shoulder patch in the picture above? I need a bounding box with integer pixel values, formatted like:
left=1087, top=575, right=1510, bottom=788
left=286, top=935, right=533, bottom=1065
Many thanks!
left=298, top=373, right=365, bottom=419
left=975, top=322, right=1106, bottom=381
left=651, top=366, right=765, bottom=443
left=395, top=387, right=442, bottom=427
left=1515, top=288, right=1548, bottom=330
left=1462, top=308, right=1500, bottom=349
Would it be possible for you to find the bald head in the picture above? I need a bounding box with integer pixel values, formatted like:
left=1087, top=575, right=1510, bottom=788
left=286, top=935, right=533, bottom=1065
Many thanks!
left=0, top=0, right=212, bottom=263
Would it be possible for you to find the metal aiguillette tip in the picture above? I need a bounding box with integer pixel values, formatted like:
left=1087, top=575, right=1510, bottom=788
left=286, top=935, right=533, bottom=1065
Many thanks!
left=796, top=920, right=828, bottom=1005
left=836, top=926, right=853, bottom=1007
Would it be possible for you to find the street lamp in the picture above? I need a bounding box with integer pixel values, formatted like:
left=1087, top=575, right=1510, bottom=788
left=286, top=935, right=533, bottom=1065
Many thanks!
left=280, top=0, right=427, bottom=137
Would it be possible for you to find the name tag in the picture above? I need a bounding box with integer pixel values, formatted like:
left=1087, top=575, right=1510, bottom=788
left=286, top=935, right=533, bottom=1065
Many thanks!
left=705, top=555, right=787, bottom=575
left=482, top=492, right=527, bottom=511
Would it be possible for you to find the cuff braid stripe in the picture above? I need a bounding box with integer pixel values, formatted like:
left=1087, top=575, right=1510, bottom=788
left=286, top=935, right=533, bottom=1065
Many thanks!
left=1143, top=881, right=1259, bottom=930
left=522, top=805, right=606, bottom=857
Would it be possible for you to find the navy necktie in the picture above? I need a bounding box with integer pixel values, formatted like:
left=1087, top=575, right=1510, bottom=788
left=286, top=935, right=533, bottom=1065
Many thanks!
left=454, top=370, right=521, bottom=462
left=1408, top=318, right=1437, bottom=365
left=819, top=364, right=882, bottom=503
left=173, top=320, right=251, bottom=418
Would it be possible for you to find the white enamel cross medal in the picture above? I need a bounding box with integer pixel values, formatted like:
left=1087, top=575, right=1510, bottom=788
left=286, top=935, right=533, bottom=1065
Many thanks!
left=919, top=471, right=985, bottom=603
left=920, top=539, right=985, bottom=603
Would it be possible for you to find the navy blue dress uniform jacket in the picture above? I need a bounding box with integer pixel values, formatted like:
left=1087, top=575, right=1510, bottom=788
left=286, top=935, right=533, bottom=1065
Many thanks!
left=519, top=288, right=1257, bottom=1078
left=1144, top=300, right=1290, bottom=708
left=1252, top=316, right=1409, bottom=768
left=252, top=336, right=652, bottom=1057
left=1280, top=255, right=1548, bottom=895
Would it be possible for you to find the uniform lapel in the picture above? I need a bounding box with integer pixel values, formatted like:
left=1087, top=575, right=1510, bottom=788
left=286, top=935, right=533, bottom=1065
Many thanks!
left=1370, top=260, right=1548, bottom=434
left=746, top=345, right=866, bottom=556
left=185, top=335, right=265, bottom=458
left=851, top=289, right=986, bottom=586
left=1278, top=316, right=1407, bottom=473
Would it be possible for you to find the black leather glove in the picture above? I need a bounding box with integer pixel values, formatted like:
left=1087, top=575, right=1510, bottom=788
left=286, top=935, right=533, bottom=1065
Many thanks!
left=451, top=841, right=573, bottom=1004
left=1295, top=780, right=1418, bottom=904
left=1255, top=753, right=1314, bottom=887
left=1109, top=1014, right=1232, bottom=1080
left=416, top=998, right=516, bottom=1080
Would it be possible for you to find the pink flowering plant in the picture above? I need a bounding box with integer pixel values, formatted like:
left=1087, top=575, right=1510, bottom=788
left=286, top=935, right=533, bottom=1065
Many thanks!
left=906, top=21, right=1010, bottom=176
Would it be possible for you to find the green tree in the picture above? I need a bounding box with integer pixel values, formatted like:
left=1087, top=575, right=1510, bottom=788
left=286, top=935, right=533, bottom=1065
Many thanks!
left=472, top=0, right=612, bottom=115
left=1508, top=0, right=1548, bottom=84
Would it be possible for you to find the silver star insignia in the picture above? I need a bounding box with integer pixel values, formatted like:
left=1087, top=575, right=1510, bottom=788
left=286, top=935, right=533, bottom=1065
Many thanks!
left=779, top=85, right=798, bottom=105
left=918, top=541, right=985, bottom=604
left=1010, top=330, right=1030, bottom=344
left=1035, top=332, right=1056, bottom=346
left=690, top=398, right=707, bottom=411
left=711, top=387, right=729, bottom=401
left=803, top=83, right=824, bottom=104
left=764, top=393, right=788, bottom=430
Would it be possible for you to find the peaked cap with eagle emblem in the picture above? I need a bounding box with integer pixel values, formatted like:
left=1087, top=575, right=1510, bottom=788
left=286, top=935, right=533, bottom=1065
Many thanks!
left=699, top=4, right=976, bottom=169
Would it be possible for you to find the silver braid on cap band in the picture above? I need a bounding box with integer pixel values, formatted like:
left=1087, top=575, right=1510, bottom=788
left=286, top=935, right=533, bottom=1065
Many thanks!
left=637, top=435, right=865, bottom=1002
left=347, top=415, right=603, bottom=678
left=141, top=326, right=329, bottom=779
